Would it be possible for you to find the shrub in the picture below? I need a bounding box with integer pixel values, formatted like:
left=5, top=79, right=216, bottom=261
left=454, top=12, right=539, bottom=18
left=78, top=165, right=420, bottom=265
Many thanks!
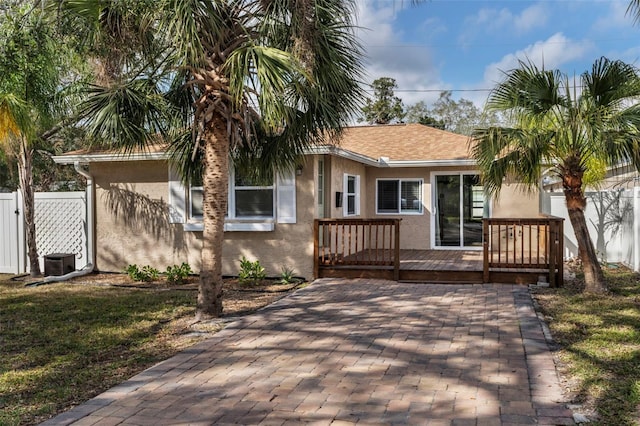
left=165, top=263, right=193, bottom=285
left=238, top=256, right=266, bottom=285
left=279, top=266, right=297, bottom=284
left=125, top=264, right=160, bottom=282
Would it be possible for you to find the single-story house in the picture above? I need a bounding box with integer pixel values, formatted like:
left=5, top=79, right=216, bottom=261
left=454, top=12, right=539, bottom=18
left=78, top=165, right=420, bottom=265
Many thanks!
left=53, top=123, right=539, bottom=279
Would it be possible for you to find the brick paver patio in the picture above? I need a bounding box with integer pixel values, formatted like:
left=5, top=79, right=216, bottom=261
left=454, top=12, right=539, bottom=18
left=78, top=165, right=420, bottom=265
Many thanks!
left=42, top=279, right=574, bottom=425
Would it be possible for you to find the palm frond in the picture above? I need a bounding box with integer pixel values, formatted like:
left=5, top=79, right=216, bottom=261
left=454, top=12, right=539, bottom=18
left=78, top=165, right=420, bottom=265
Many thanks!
left=471, top=126, right=554, bottom=196
left=227, top=44, right=303, bottom=134
left=166, top=127, right=203, bottom=185
left=0, top=93, right=28, bottom=143
left=582, top=57, right=640, bottom=107
left=627, top=0, right=640, bottom=25
left=487, top=59, right=565, bottom=117
left=78, top=78, right=168, bottom=151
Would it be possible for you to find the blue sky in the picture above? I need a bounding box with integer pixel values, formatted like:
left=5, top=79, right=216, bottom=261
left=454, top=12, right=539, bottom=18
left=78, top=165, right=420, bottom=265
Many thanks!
left=355, top=0, right=640, bottom=107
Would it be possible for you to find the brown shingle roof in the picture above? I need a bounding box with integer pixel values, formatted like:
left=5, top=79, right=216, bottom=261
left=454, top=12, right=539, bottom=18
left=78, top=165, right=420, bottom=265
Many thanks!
left=333, top=123, right=472, bottom=162
left=55, top=123, right=472, bottom=164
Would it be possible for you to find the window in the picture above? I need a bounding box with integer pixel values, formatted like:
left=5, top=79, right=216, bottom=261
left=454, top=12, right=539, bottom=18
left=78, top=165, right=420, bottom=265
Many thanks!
left=189, top=174, right=204, bottom=219
left=317, top=158, right=325, bottom=218
left=169, top=165, right=295, bottom=231
left=190, top=186, right=204, bottom=219
left=343, top=174, right=360, bottom=216
left=233, top=172, right=274, bottom=218
left=376, top=179, right=423, bottom=214
left=188, top=170, right=274, bottom=220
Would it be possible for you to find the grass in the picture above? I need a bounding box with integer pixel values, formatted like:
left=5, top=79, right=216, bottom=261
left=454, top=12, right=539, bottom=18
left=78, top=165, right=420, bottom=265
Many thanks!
left=534, top=266, right=640, bottom=425
left=0, top=275, right=200, bottom=426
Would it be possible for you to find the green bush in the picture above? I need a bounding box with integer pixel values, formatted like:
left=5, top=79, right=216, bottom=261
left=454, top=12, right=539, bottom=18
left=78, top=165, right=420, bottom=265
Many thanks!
left=165, top=263, right=193, bottom=284
left=238, top=256, right=266, bottom=285
left=125, top=264, right=160, bottom=282
left=279, top=266, right=297, bottom=284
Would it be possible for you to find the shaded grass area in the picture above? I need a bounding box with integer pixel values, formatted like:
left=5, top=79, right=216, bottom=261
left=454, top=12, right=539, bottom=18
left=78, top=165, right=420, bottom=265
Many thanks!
left=0, top=277, right=199, bottom=426
left=534, top=267, right=640, bottom=425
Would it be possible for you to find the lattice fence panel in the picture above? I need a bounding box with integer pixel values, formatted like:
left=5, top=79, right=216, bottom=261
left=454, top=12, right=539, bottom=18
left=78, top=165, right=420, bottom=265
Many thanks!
left=34, top=192, right=87, bottom=269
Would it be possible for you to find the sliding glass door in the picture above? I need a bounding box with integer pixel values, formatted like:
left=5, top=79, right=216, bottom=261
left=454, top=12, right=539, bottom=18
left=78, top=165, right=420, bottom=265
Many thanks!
left=434, top=173, right=485, bottom=248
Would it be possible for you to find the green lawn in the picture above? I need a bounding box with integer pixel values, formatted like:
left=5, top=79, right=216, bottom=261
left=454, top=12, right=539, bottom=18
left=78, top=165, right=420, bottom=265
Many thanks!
left=0, top=277, right=199, bottom=426
left=534, top=267, right=640, bottom=425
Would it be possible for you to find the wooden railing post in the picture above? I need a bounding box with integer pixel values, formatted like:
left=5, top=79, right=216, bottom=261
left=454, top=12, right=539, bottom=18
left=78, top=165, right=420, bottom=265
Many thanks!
left=394, top=219, right=400, bottom=281
left=313, top=219, right=319, bottom=279
left=548, top=220, right=557, bottom=288
left=483, top=219, right=490, bottom=283
left=557, top=218, right=564, bottom=287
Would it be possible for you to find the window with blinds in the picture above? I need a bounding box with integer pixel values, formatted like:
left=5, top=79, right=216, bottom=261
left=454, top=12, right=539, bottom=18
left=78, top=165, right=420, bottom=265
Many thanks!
left=376, top=179, right=423, bottom=214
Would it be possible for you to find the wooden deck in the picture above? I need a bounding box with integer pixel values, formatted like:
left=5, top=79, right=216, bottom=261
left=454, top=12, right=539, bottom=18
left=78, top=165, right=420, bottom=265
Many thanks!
left=318, top=249, right=547, bottom=284
left=315, top=218, right=563, bottom=286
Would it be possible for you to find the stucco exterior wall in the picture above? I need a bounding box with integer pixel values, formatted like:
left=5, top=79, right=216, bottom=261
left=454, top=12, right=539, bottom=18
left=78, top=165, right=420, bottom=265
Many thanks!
left=88, top=156, right=542, bottom=279
left=327, top=156, right=367, bottom=218
left=361, top=165, right=541, bottom=250
left=90, top=159, right=316, bottom=279
left=490, top=183, right=540, bottom=218
left=363, top=167, right=430, bottom=250
left=91, top=160, right=192, bottom=271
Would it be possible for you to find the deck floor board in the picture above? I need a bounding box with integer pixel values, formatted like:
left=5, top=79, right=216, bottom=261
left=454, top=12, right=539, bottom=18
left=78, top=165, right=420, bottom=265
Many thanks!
left=398, top=249, right=483, bottom=271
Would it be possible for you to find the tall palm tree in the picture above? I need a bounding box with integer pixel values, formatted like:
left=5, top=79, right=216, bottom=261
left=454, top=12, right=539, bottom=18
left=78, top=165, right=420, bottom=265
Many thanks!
left=472, top=57, right=640, bottom=293
left=55, top=0, right=363, bottom=318
left=0, top=5, right=70, bottom=276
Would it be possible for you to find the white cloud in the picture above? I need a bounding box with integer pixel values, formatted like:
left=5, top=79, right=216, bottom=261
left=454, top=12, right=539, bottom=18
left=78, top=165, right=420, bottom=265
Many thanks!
left=592, top=0, right=634, bottom=32
left=354, top=1, right=446, bottom=106
left=514, top=4, right=548, bottom=33
left=459, top=3, right=548, bottom=45
left=483, top=33, right=594, bottom=86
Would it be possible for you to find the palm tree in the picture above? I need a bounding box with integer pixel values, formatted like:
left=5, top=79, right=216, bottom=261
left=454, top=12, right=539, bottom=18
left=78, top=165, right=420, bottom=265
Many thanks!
left=55, top=0, right=363, bottom=318
left=472, top=57, right=640, bottom=293
left=0, top=6, right=70, bottom=276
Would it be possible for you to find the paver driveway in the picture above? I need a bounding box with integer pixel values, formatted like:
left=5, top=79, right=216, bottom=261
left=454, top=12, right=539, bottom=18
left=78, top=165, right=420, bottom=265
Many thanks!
left=43, top=279, right=574, bottom=425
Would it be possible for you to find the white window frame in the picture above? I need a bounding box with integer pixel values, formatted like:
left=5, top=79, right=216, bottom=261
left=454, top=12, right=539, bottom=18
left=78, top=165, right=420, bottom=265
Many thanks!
left=343, top=173, right=360, bottom=217
left=189, top=185, right=204, bottom=220
left=375, top=178, right=424, bottom=215
left=228, top=168, right=275, bottom=220
left=175, top=166, right=291, bottom=233
left=430, top=170, right=489, bottom=250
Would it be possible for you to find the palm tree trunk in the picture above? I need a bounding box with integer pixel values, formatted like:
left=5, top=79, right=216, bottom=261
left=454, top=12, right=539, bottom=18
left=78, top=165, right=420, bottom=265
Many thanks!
left=18, top=137, right=41, bottom=277
left=565, top=194, right=606, bottom=293
left=197, top=115, right=229, bottom=319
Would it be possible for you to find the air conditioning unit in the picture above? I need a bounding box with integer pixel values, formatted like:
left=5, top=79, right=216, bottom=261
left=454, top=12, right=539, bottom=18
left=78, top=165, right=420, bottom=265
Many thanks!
left=44, top=253, right=76, bottom=276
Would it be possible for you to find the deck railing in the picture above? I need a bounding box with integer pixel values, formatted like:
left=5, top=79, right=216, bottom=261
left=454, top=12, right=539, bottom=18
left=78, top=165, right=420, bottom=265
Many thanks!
left=314, top=218, right=401, bottom=280
left=314, top=216, right=564, bottom=287
left=482, top=216, right=564, bottom=287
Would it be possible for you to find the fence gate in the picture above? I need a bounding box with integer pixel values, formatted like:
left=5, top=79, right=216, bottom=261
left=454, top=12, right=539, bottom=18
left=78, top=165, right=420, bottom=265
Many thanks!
left=0, top=192, right=20, bottom=274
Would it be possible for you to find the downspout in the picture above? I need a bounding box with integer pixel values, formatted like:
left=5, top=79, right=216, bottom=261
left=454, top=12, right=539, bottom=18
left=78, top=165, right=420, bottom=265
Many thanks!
left=36, top=162, right=95, bottom=284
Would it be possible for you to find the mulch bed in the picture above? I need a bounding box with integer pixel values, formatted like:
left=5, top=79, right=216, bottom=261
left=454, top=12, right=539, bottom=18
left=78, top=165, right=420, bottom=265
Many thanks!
left=10, top=272, right=305, bottom=319
left=66, top=273, right=304, bottom=319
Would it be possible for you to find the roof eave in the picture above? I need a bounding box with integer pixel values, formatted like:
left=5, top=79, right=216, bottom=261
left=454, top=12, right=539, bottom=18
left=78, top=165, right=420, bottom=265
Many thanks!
left=52, top=152, right=170, bottom=164
left=308, top=145, right=380, bottom=167
left=382, top=159, right=476, bottom=168
left=52, top=146, right=477, bottom=169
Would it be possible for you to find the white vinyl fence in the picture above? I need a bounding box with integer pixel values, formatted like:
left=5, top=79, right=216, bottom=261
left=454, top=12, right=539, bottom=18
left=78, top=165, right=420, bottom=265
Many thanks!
left=0, top=192, right=21, bottom=273
left=0, top=190, right=88, bottom=274
left=541, top=187, right=640, bottom=271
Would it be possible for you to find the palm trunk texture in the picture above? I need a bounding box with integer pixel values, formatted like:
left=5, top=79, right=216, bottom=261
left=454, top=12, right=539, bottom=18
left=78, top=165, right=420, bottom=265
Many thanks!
left=564, top=186, right=606, bottom=293
left=197, top=116, right=229, bottom=319
left=18, top=138, right=41, bottom=277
